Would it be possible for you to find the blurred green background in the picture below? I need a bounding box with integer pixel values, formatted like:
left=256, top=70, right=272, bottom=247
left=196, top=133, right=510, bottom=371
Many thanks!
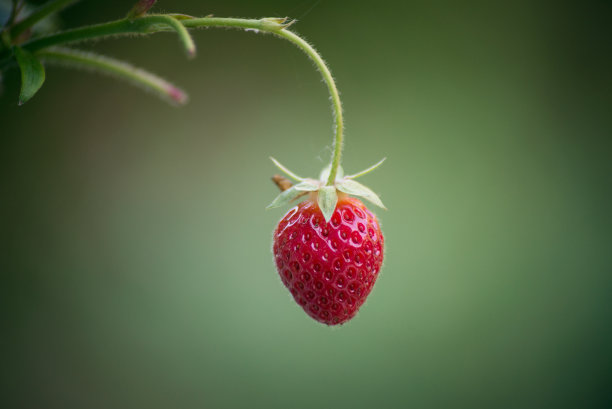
left=2, top=0, right=611, bottom=408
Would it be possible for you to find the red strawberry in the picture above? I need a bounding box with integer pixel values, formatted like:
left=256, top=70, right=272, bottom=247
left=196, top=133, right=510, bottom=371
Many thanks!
left=267, top=157, right=387, bottom=325
left=273, top=195, right=384, bottom=325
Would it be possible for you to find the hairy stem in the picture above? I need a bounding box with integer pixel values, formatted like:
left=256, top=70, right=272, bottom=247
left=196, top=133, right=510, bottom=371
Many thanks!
left=38, top=47, right=188, bottom=105
left=272, top=29, right=343, bottom=186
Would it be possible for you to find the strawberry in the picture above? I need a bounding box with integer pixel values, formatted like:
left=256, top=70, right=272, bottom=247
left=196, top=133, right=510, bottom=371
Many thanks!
left=268, top=158, right=386, bottom=325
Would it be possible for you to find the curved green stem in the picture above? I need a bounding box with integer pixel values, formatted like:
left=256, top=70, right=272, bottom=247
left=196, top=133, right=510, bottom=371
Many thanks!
left=5, top=16, right=344, bottom=181
left=184, top=18, right=344, bottom=186
left=148, top=15, right=195, bottom=58
left=272, top=29, right=343, bottom=186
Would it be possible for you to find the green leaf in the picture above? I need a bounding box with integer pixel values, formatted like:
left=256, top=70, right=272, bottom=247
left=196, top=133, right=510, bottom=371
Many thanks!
left=317, top=186, right=338, bottom=223
left=346, top=157, right=386, bottom=179
left=14, top=47, right=45, bottom=105
left=337, top=179, right=386, bottom=209
left=266, top=186, right=304, bottom=209
left=294, top=180, right=320, bottom=191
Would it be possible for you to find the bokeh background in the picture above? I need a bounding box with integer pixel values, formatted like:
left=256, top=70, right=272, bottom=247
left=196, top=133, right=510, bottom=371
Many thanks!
left=2, top=0, right=611, bottom=408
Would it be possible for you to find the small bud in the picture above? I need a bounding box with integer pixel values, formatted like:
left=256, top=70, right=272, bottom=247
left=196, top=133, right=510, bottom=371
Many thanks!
left=127, top=0, right=157, bottom=19
left=261, top=17, right=295, bottom=31
left=166, top=85, right=188, bottom=105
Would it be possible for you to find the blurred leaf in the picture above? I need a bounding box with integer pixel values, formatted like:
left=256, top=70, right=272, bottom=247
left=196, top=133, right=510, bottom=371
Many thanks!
left=10, top=0, right=79, bottom=39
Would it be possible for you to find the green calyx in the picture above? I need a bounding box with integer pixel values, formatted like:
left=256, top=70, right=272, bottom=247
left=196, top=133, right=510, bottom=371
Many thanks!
left=267, top=157, right=386, bottom=222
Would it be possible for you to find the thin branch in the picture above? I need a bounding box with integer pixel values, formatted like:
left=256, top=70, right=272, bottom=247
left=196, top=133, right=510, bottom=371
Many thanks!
left=37, top=47, right=188, bottom=105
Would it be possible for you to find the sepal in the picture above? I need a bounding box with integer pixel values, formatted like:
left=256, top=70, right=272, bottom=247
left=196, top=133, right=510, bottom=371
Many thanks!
left=317, top=186, right=338, bottom=222
left=270, top=157, right=304, bottom=181
left=336, top=179, right=386, bottom=209
left=266, top=186, right=304, bottom=209
left=294, top=180, right=320, bottom=191
left=346, top=157, right=386, bottom=179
